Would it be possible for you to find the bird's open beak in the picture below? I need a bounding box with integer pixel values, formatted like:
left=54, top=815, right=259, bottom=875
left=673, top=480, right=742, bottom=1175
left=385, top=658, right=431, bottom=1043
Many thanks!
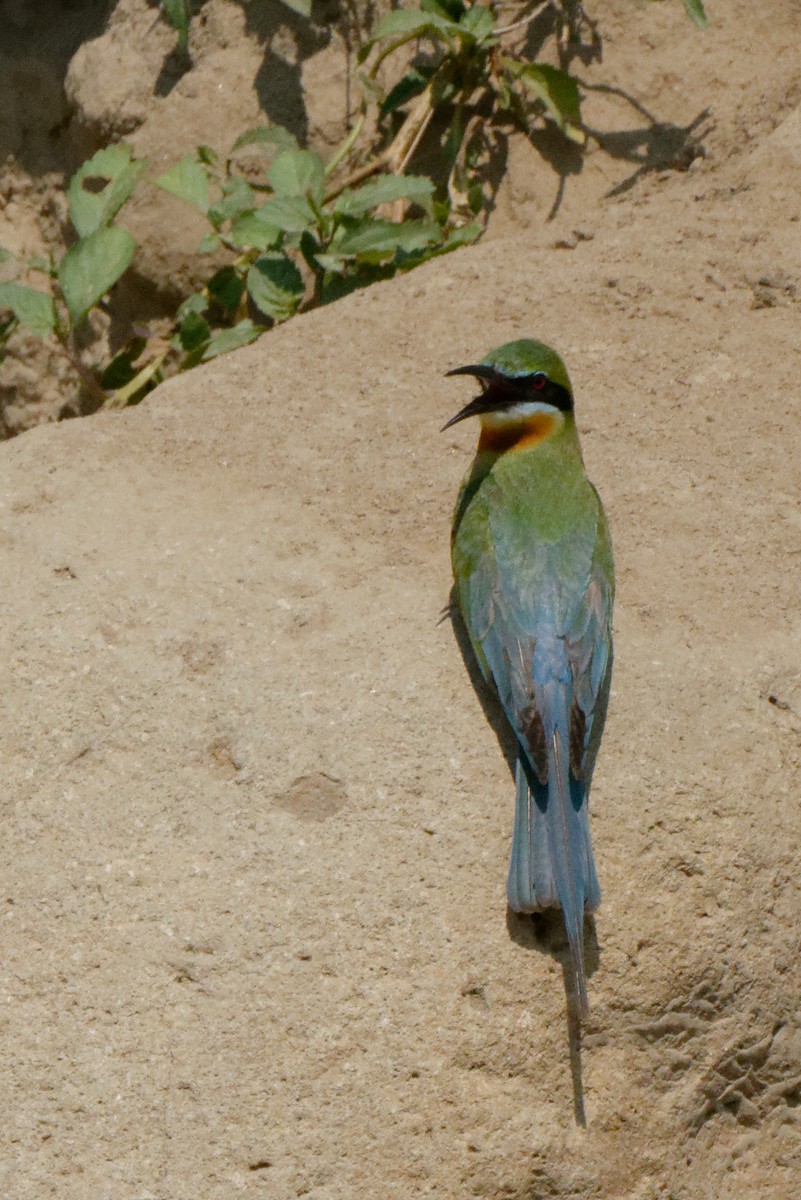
left=441, top=364, right=503, bottom=431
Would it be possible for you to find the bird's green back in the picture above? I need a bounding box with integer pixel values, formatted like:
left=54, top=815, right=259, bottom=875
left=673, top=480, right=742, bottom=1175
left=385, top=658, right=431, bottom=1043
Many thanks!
left=452, top=416, right=608, bottom=644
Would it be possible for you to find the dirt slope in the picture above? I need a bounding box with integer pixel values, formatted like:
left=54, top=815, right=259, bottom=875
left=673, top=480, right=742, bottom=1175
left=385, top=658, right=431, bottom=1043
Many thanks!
left=2, top=5, right=801, bottom=1200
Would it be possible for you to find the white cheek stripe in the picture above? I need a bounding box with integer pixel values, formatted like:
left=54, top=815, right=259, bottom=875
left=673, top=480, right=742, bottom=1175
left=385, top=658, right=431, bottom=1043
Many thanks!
left=480, top=401, right=564, bottom=428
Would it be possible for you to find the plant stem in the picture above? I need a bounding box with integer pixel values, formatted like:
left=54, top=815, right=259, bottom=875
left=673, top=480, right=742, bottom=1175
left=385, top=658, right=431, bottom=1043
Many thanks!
left=324, top=82, right=436, bottom=200
left=495, top=1, right=551, bottom=38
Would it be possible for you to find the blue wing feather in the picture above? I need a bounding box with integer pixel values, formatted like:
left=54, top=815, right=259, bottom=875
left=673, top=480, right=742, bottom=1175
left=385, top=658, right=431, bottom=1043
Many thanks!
left=463, top=493, right=613, bottom=1017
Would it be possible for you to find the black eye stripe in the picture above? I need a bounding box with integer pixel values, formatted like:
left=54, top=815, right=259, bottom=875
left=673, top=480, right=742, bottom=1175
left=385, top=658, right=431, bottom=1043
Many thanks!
left=450, top=371, right=574, bottom=420
left=518, top=374, right=573, bottom=412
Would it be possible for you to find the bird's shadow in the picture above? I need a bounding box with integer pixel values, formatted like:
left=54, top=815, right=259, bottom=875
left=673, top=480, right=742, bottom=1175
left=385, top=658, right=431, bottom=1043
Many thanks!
left=446, top=588, right=599, bottom=1125
left=507, top=909, right=600, bottom=1126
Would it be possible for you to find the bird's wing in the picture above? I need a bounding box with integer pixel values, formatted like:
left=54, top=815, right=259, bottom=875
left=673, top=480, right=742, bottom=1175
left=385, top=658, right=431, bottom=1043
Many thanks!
left=460, top=476, right=613, bottom=786
left=458, top=472, right=551, bottom=773
left=563, top=497, right=615, bottom=788
left=456, top=472, right=537, bottom=736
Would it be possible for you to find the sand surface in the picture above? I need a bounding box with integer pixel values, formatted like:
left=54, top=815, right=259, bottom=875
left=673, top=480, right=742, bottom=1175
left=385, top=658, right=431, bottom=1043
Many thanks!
left=2, top=2, right=801, bottom=1197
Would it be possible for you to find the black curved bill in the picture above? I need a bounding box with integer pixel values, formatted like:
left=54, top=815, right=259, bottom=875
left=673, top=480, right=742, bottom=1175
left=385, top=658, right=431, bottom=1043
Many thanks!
left=441, top=364, right=507, bottom=431
left=445, top=364, right=501, bottom=383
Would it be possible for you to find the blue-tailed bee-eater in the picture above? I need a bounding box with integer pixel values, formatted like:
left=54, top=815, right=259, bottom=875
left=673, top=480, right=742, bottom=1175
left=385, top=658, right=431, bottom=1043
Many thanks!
left=445, top=339, right=614, bottom=1017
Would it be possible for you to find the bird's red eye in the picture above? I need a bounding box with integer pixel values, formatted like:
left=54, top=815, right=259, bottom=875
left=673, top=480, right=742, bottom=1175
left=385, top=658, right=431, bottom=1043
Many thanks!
left=531, top=373, right=547, bottom=391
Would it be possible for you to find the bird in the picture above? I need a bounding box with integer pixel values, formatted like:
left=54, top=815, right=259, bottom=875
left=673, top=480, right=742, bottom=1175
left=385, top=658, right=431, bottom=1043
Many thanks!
left=444, top=338, right=614, bottom=1018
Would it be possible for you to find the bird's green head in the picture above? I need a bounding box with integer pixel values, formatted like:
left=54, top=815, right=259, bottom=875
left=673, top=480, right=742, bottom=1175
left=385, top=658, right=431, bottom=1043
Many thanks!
left=443, top=339, right=574, bottom=436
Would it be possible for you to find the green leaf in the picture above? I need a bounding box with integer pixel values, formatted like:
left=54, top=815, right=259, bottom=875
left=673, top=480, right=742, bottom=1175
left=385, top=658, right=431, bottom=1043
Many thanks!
left=208, top=265, right=244, bottom=313
left=57, top=226, right=135, bottom=326
left=298, top=229, right=322, bottom=273
left=155, top=155, right=210, bottom=212
left=320, top=272, right=367, bottom=305
left=201, top=319, right=263, bottom=360
left=513, top=62, right=585, bottom=145
left=247, top=195, right=317, bottom=235
left=374, top=9, right=459, bottom=41
left=681, top=0, right=708, bottom=28
left=278, top=0, right=311, bottom=15
left=458, top=4, right=495, bottom=44
left=68, top=144, right=146, bottom=237
left=27, top=255, right=52, bottom=275
left=334, top=174, right=435, bottom=218
left=0, top=281, right=56, bottom=337
left=196, top=145, right=219, bottom=168
left=421, top=0, right=465, bottom=18
left=268, top=149, right=325, bottom=201
left=433, top=222, right=483, bottom=253
left=314, top=253, right=346, bottom=273
left=229, top=125, right=299, bottom=160
left=442, top=109, right=464, bottom=170
left=161, top=0, right=191, bottom=49
left=207, top=175, right=256, bottom=228
left=100, top=338, right=147, bottom=387
left=333, top=218, right=441, bottom=260
left=247, top=254, right=305, bottom=321
left=467, top=179, right=484, bottom=215
left=494, top=71, right=514, bottom=111
left=0, top=246, right=13, bottom=267
left=228, top=211, right=281, bottom=251
left=198, top=231, right=223, bottom=254
left=176, top=291, right=207, bottom=321
left=176, top=309, right=210, bottom=352
left=380, top=68, right=431, bottom=117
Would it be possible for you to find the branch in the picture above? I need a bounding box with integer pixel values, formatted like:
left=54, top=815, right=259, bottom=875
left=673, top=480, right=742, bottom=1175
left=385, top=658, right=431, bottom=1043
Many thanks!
left=494, top=0, right=552, bottom=38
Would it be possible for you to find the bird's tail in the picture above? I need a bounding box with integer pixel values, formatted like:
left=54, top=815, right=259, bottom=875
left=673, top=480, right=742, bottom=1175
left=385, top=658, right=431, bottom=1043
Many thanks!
left=506, top=685, right=600, bottom=1018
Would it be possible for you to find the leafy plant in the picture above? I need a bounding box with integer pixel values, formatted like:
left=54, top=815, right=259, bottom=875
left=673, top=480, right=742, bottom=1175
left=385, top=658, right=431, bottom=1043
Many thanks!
left=1, top=0, right=708, bottom=418
left=0, top=143, right=144, bottom=406
left=350, top=0, right=587, bottom=219
left=0, top=124, right=480, bottom=408
left=153, top=124, right=481, bottom=369
left=356, top=0, right=705, bottom=207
